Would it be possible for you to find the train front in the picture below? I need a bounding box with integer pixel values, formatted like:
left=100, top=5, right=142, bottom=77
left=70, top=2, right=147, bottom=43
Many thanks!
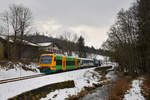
left=38, top=54, right=56, bottom=74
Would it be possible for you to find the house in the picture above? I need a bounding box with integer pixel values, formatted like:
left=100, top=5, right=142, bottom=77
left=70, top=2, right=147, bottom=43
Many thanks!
left=16, top=40, right=39, bottom=59
left=0, top=36, right=5, bottom=58
left=0, top=35, right=39, bottom=59
left=37, top=42, right=61, bottom=54
left=0, top=34, right=62, bottom=60
left=0, top=35, right=13, bottom=59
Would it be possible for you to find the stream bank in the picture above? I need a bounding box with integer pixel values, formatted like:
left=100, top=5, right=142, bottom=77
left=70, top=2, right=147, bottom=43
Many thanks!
left=79, top=70, right=118, bottom=100
left=67, top=66, right=118, bottom=100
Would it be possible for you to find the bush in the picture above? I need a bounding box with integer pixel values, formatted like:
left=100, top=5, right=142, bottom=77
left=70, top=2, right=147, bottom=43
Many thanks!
left=109, top=79, right=130, bottom=100
left=142, top=76, right=150, bottom=99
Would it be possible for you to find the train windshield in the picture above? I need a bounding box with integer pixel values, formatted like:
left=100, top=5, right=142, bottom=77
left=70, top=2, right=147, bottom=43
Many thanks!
left=41, top=56, right=53, bottom=64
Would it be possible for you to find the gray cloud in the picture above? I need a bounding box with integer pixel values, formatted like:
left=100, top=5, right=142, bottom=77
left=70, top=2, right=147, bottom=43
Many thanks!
left=0, top=0, right=135, bottom=48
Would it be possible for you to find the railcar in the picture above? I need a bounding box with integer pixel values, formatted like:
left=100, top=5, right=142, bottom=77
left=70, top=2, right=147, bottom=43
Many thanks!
left=80, top=58, right=94, bottom=67
left=39, top=54, right=80, bottom=74
left=38, top=54, right=100, bottom=74
left=93, top=59, right=101, bottom=66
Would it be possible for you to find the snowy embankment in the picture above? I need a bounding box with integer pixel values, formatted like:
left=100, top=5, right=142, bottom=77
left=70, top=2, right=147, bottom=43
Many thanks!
left=0, top=62, right=40, bottom=80
left=0, top=67, right=101, bottom=100
left=123, top=78, right=145, bottom=100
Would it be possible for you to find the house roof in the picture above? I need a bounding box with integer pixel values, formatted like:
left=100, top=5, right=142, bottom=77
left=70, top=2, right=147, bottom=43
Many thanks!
left=0, top=35, right=6, bottom=40
left=22, top=40, right=38, bottom=47
left=0, top=35, right=13, bottom=43
left=0, top=35, right=38, bottom=47
left=37, top=42, right=52, bottom=47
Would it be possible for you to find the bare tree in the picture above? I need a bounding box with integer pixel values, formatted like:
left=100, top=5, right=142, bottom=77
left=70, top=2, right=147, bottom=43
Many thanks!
left=0, top=4, right=33, bottom=59
left=137, top=0, right=150, bottom=75
left=15, top=4, right=32, bottom=58
left=102, top=2, right=142, bottom=75
left=60, top=32, right=78, bottom=42
left=0, top=11, right=11, bottom=59
left=0, top=26, right=4, bottom=35
left=59, top=32, right=79, bottom=56
left=0, top=11, right=10, bottom=36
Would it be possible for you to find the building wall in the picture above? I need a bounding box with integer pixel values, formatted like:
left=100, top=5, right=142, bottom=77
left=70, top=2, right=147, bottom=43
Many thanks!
left=0, top=37, right=40, bottom=60
left=0, top=41, right=4, bottom=58
left=10, top=44, right=40, bottom=60
left=21, top=45, right=39, bottom=59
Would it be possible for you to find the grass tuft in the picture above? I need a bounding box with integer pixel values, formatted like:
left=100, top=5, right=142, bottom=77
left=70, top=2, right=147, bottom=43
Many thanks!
left=109, top=79, right=130, bottom=100
left=142, top=76, right=150, bottom=100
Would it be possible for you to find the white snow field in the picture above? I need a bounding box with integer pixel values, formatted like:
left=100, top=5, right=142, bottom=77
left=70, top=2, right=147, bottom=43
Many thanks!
left=0, top=67, right=101, bottom=100
left=0, top=62, right=40, bottom=80
left=123, top=78, right=145, bottom=100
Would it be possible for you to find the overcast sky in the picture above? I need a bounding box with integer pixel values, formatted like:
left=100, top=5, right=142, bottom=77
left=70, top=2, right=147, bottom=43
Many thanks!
left=0, top=0, right=135, bottom=48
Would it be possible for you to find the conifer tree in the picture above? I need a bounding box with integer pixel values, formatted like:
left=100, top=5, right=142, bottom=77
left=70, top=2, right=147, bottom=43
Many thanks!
left=77, top=36, right=86, bottom=58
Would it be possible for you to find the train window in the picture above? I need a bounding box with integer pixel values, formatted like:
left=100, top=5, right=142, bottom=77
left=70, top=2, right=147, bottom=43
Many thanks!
left=77, top=61, right=80, bottom=65
left=41, top=56, right=53, bottom=64
left=56, top=60, right=62, bottom=65
left=66, top=61, right=74, bottom=66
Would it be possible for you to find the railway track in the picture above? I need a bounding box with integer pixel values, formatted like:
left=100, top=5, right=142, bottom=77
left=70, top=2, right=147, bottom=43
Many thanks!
left=0, top=74, right=45, bottom=84
left=0, top=66, right=101, bottom=85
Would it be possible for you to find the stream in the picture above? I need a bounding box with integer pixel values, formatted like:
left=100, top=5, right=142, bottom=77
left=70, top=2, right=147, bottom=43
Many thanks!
left=79, top=71, right=118, bottom=100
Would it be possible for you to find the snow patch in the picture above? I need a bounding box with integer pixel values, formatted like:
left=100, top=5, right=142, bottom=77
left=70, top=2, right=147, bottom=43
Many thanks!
left=0, top=67, right=101, bottom=100
left=0, top=62, right=40, bottom=80
left=40, top=68, right=101, bottom=100
left=123, top=78, right=145, bottom=100
left=106, top=71, right=117, bottom=81
left=37, top=42, right=52, bottom=47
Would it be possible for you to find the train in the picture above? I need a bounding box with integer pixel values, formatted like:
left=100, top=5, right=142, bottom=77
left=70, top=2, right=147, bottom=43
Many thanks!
left=38, top=54, right=101, bottom=74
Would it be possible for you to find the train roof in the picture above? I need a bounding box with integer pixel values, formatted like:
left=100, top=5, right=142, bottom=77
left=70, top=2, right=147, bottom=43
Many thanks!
left=76, top=57, right=93, bottom=61
left=41, top=53, right=93, bottom=60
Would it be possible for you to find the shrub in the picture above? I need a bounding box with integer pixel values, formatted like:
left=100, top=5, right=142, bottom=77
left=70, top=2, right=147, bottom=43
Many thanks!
left=142, top=76, right=150, bottom=99
left=109, top=79, right=130, bottom=100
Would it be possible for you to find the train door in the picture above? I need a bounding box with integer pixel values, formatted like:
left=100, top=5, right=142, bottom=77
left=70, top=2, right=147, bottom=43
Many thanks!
left=80, top=59, right=83, bottom=67
left=53, top=55, right=56, bottom=66
left=75, top=58, right=77, bottom=69
left=62, top=56, right=66, bottom=71
left=50, top=55, right=56, bottom=70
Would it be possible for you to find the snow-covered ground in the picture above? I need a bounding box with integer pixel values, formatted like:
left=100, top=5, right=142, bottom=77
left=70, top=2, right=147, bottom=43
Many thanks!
left=41, top=68, right=100, bottom=100
left=86, top=53, right=104, bottom=60
left=106, top=71, right=118, bottom=81
left=0, top=67, right=101, bottom=100
left=0, top=55, right=116, bottom=100
left=0, top=62, right=40, bottom=80
left=123, top=78, right=145, bottom=100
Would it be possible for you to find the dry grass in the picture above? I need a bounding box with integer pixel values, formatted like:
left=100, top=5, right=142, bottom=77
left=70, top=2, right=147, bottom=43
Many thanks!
left=0, top=59, right=38, bottom=72
left=0, top=59, right=10, bottom=66
left=142, top=76, right=150, bottom=100
left=0, top=58, right=37, bottom=66
left=109, top=79, right=130, bottom=100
